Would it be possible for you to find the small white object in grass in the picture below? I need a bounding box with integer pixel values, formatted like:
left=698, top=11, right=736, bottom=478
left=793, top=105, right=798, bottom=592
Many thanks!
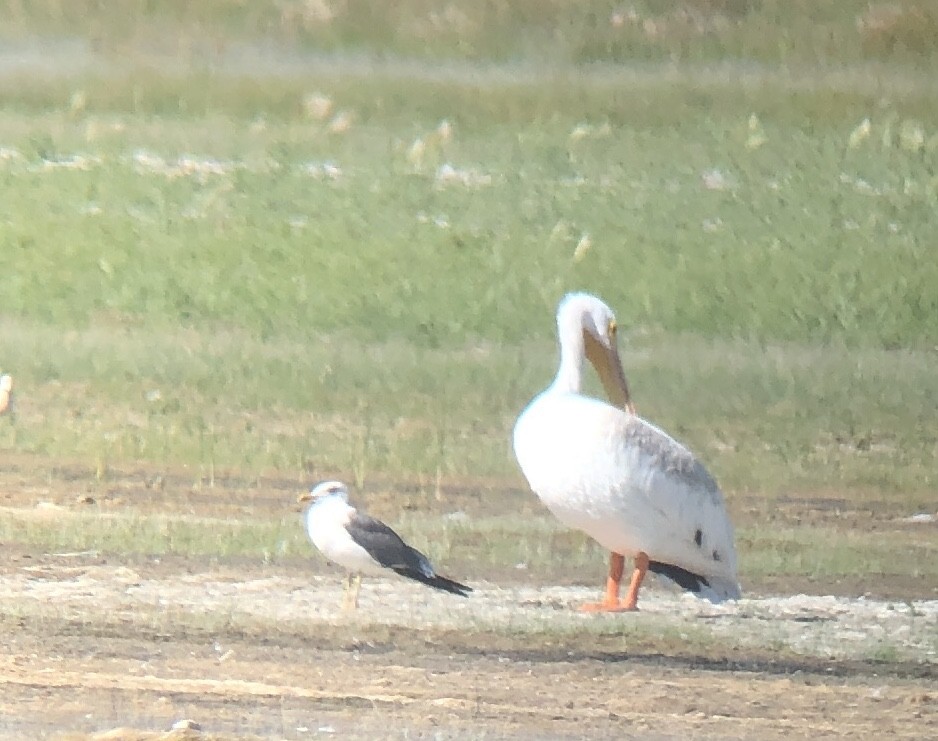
left=435, top=163, right=492, bottom=188
left=171, top=719, right=201, bottom=731
left=69, top=90, right=87, bottom=115
left=568, top=122, right=611, bottom=143
left=0, top=374, right=12, bottom=416
left=133, top=149, right=166, bottom=171
left=415, top=211, right=450, bottom=228
left=50, top=549, right=99, bottom=558
left=841, top=174, right=878, bottom=196
left=611, top=8, right=637, bottom=27
left=327, top=111, right=354, bottom=134
left=176, top=155, right=231, bottom=177
left=300, top=161, right=342, bottom=180
left=303, top=92, right=334, bottom=121
left=746, top=113, right=766, bottom=150
left=901, top=513, right=936, bottom=524
left=39, top=154, right=100, bottom=172
left=898, top=120, right=925, bottom=152
left=406, top=137, right=426, bottom=169
left=848, top=118, right=872, bottom=149
left=549, top=220, right=571, bottom=244
left=436, top=119, right=453, bottom=144
left=132, top=150, right=234, bottom=179
left=573, top=233, right=592, bottom=261
left=569, top=123, right=591, bottom=142
left=702, top=217, right=723, bottom=233
left=701, top=168, right=732, bottom=191
left=249, top=116, right=267, bottom=134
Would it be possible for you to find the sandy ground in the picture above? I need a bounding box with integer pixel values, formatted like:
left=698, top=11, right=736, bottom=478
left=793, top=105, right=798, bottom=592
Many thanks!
left=0, top=458, right=935, bottom=739
left=0, top=566, right=935, bottom=740
left=0, top=553, right=935, bottom=740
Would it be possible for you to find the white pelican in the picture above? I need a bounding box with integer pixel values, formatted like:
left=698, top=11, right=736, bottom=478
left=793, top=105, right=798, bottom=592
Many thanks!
left=513, top=293, right=740, bottom=611
left=299, top=480, right=472, bottom=609
left=0, top=374, right=12, bottom=416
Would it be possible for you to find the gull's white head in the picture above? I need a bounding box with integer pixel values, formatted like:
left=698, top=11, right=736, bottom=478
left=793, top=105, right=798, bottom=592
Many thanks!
left=298, top=480, right=350, bottom=507
left=556, top=293, right=634, bottom=414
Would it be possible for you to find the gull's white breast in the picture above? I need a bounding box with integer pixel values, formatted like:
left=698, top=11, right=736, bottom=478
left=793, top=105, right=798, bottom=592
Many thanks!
left=305, top=496, right=385, bottom=576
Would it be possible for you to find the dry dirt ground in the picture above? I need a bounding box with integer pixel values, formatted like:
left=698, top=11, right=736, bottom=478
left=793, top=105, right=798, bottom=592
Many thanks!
left=0, top=458, right=935, bottom=740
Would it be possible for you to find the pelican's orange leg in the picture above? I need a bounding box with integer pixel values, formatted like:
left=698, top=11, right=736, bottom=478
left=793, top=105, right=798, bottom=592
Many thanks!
left=580, top=551, right=648, bottom=613
left=621, top=551, right=649, bottom=610
left=581, top=552, right=626, bottom=612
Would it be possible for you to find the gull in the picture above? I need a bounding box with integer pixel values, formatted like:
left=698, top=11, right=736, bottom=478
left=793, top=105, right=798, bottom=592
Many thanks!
left=299, top=480, right=472, bottom=609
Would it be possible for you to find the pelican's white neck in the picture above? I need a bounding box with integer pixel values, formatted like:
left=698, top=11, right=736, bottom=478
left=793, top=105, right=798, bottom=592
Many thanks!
left=548, top=298, right=589, bottom=395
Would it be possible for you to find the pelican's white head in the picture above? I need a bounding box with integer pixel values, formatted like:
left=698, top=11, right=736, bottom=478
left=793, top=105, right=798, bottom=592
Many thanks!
left=557, top=293, right=617, bottom=344
left=554, top=293, right=634, bottom=413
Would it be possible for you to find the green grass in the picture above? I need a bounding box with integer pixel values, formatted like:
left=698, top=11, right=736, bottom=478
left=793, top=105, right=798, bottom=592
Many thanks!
left=0, top=322, right=935, bottom=501
left=739, top=526, right=938, bottom=580
left=2, top=505, right=935, bottom=589
left=1, top=91, right=936, bottom=347
left=0, top=507, right=308, bottom=560
left=8, top=71, right=937, bottom=497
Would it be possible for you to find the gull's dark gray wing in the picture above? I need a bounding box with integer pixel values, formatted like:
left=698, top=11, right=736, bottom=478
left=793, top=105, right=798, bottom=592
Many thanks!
left=346, top=512, right=471, bottom=596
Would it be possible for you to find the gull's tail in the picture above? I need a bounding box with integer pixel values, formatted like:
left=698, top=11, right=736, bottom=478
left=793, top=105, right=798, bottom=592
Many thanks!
left=423, top=573, right=473, bottom=597
left=393, top=566, right=472, bottom=597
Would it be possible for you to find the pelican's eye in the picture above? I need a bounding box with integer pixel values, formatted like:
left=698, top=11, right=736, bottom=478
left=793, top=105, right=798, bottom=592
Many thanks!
left=607, top=319, right=617, bottom=339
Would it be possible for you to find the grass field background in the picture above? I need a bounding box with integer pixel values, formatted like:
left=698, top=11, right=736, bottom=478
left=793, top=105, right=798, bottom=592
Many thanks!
left=0, top=1, right=936, bottom=589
